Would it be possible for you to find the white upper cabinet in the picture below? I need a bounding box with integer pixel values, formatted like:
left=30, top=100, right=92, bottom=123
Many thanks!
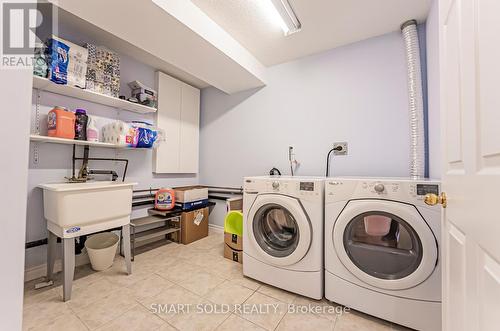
left=154, top=72, right=200, bottom=174
left=179, top=84, right=200, bottom=173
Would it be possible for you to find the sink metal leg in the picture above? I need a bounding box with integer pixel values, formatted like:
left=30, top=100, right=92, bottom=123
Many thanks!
left=47, top=231, right=57, bottom=281
left=62, top=238, right=75, bottom=302
left=122, top=224, right=132, bottom=275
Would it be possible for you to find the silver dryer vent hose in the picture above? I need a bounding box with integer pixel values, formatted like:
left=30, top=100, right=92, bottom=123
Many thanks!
left=401, top=20, right=425, bottom=179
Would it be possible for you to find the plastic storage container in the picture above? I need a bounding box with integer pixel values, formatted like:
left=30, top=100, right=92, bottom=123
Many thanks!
left=47, top=106, right=76, bottom=139
left=224, top=211, right=243, bottom=237
left=155, top=188, right=176, bottom=210
left=85, top=232, right=119, bottom=271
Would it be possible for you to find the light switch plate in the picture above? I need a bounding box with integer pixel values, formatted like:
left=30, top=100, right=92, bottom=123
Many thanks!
left=333, top=142, right=348, bottom=155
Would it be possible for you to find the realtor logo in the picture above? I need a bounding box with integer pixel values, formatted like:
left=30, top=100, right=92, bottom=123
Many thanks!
left=1, top=0, right=56, bottom=67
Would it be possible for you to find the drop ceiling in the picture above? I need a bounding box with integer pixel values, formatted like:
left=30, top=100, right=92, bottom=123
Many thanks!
left=191, top=0, right=432, bottom=66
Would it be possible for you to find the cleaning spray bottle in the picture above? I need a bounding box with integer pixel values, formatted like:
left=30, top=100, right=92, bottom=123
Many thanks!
left=86, top=116, right=99, bottom=142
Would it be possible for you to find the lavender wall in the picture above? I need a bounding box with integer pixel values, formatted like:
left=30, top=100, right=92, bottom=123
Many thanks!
left=199, top=32, right=414, bottom=227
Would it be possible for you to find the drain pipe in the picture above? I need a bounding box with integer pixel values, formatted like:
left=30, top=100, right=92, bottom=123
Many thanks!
left=401, top=20, right=426, bottom=179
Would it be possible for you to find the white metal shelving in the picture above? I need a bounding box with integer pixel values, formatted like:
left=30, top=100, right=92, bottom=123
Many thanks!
left=29, top=134, right=147, bottom=150
left=32, top=76, right=157, bottom=114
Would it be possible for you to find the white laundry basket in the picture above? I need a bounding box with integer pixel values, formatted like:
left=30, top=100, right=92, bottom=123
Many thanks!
left=85, top=232, right=119, bottom=271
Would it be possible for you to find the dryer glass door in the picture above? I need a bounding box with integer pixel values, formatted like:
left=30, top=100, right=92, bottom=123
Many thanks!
left=333, top=200, right=438, bottom=290
left=253, top=203, right=299, bottom=258
left=343, top=211, right=422, bottom=280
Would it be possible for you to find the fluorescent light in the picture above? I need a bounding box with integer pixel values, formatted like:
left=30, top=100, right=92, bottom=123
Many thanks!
left=266, top=0, right=301, bottom=36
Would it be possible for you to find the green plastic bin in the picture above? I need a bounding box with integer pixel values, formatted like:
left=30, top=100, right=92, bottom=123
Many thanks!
left=224, top=211, right=243, bottom=236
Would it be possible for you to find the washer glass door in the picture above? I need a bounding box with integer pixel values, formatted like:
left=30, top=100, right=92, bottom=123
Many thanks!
left=253, top=203, right=299, bottom=258
left=247, top=194, right=312, bottom=266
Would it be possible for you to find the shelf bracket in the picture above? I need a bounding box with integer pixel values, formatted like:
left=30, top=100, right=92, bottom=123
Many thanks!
left=32, top=88, right=41, bottom=164
left=33, top=143, right=39, bottom=164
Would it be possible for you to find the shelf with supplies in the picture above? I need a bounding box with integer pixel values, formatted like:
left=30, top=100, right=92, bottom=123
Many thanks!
left=32, top=76, right=157, bottom=115
left=29, top=134, right=149, bottom=150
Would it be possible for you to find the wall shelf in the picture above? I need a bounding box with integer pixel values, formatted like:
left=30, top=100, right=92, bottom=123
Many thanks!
left=30, top=134, right=147, bottom=150
left=32, top=76, right=157, bottom=114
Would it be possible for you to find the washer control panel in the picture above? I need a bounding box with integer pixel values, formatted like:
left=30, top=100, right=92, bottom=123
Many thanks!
left=244, top=177, right=324, bottom=199
left=299, top=181, right=315, bottom=191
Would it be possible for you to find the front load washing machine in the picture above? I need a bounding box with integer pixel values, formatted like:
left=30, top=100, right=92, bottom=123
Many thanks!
left=325, top=177, right=442, bottom=331
left=243, top=176, right=324, bottom=299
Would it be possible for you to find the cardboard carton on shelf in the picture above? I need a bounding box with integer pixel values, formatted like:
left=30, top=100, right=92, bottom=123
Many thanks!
left=174, top=186, right=208, bottom=210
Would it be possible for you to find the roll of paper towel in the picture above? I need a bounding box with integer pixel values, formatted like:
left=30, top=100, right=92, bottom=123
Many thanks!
left=102, top=121, right=138, bottom=147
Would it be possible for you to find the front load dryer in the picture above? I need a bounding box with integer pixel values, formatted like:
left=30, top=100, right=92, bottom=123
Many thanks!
left=324, top=177, right=442, bottom=331
left=243, top=176, right=324, bottom=299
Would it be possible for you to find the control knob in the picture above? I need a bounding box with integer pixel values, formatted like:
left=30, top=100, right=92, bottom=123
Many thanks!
left=374, top=183, right=385, bottom=193
left=272, top=181, right=280, bottom=189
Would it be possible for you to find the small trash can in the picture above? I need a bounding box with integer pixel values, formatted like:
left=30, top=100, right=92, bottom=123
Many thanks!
left=85, top=232, right=119, bottom=271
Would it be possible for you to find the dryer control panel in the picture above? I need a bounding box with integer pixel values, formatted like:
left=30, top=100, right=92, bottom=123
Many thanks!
left=325, top=178, right=441, bottom=207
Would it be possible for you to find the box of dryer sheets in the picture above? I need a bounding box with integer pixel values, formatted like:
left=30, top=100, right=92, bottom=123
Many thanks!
left=174, top=186, right=208, bottom=210
left=181, top=207, right=209, bottom=244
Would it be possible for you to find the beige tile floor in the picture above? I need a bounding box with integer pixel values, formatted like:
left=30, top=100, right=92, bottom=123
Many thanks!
left=23, top=229, right=412, bottom=331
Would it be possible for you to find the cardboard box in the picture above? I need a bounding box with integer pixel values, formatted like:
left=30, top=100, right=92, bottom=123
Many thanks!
left=224, top=244, right=243, bottom=264
left=175, top=186, right=208, bottom=203
left=181, top=207, right=209, bottom=244
left=224, top=232, right=242, bottom=264
left=176, top=199, right=209, bottom=210
left=224, top=232, right=243, bottom=250
left=226, top=197, right=243, bottom=212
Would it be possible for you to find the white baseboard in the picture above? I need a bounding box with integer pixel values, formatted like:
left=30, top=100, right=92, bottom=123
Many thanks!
left=25, top=252, right=91, bottom=282
left=208, top=224, right=224, bottom=233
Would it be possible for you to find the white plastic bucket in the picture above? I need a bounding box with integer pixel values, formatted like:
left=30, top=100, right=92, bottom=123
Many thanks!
left=85, top=232, right=119, bottom=271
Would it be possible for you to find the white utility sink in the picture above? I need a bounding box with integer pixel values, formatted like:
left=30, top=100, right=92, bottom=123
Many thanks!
left=38, top=181, right=136, bottom=301
left=38, top=181, right=137, bottom=236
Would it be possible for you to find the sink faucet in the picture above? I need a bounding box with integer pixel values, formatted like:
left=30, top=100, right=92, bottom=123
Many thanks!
left=76, top=146, right=90, bottom=181
left=69, top=145, right=129, bottom=183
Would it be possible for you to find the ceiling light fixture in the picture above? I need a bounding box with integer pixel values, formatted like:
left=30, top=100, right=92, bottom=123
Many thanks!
left=267, top=0, right=301, bottom=36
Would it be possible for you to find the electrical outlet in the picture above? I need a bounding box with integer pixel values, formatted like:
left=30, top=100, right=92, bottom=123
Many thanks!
left=333, top=142, right=348, bottom=155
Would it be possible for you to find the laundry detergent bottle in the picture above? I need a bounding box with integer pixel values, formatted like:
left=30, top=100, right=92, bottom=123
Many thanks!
left=155, top=188, right=175, bottom=210
left=47, top=106, right=75, bottom=139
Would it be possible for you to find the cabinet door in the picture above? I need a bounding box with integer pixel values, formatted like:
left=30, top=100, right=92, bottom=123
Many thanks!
left=179, top=83, right=200, bottom=173
left=154, top=72, right=182, bottom=173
